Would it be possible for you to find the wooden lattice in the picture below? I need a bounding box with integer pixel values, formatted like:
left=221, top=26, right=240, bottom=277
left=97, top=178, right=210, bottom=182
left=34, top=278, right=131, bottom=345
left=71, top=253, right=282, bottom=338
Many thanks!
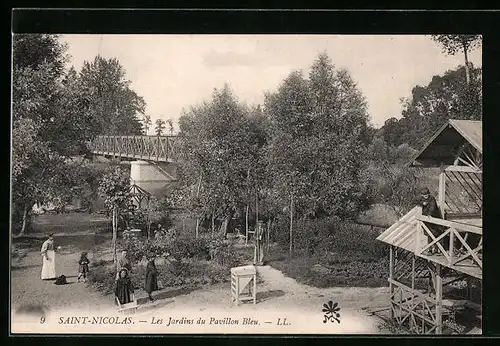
left=416, top=216, right=482, bottom=279
left=444, top=170, right=482, bottom=215
left=89, top=135, right=177, bottom=162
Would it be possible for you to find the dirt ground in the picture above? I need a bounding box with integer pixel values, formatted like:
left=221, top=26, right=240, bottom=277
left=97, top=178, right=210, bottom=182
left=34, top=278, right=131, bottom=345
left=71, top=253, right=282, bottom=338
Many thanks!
left=11, top=213, right=392, bottom=334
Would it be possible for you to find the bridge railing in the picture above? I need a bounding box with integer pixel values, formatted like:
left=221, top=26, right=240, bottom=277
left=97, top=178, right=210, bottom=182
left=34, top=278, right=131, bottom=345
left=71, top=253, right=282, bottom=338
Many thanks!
left=89, top=135, right=177, bottom=162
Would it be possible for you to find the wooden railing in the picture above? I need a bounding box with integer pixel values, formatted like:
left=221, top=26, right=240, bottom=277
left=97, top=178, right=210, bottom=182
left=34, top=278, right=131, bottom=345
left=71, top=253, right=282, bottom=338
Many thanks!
left=88, top=135, right=177, bottom=163
left=415, top=215, right=482, bottom=270
left=389, top=278, right=439, bottom=334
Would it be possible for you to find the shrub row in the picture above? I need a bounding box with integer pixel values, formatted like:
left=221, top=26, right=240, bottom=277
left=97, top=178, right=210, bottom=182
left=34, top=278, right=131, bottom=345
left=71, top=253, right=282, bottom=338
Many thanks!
left=88, top=232, right=242, bottom=294
left=273, top=216, right=387, bottom=261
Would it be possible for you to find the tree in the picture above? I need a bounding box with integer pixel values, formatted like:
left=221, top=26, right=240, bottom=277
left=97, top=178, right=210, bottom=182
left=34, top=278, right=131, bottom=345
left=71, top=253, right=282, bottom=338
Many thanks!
left=142, top=114, right=152, bottom=134
left=155, top=119, right=166, bottom=136
left=11, top=34, right=88, bottom=234
left=167, top=118, right=174, bottom=135
left=176, top=85, right=263, bottom=238
left=381, top=65, right=482, bottom=149
left=265, top=53, right=371, bottom=223
left=431, top=35, right=482, bottom=85
left=98, top=166, right=131, bottom=266
left=11, top=35, right=149, bottom=236
left=78, top=56, right=145, bottom=135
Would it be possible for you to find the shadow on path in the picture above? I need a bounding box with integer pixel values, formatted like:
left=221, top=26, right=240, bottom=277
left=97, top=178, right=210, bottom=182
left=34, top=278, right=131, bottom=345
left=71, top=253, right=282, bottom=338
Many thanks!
left=136, top=287, right=197, bottom=305
left=256, top=289, right=285, bottom=303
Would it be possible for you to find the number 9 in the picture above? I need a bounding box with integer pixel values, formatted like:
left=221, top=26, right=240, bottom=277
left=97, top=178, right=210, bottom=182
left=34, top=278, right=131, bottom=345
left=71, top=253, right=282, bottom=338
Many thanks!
left=40, top=317, right=46, bottom=324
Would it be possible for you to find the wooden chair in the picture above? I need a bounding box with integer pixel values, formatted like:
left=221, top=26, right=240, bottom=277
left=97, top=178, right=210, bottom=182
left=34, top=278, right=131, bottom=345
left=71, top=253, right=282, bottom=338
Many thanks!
left=116, top=293, right=138, bottom=315
left=231, top=265, right=257, bottom=306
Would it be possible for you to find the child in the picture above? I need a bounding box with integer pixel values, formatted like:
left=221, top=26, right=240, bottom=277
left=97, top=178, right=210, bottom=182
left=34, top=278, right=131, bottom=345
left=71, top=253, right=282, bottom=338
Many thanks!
left=145, top=255, right=158, bottom=302
left=115, top=268, right=134, bottom=305
left=77, top=252, right=90, bottom=283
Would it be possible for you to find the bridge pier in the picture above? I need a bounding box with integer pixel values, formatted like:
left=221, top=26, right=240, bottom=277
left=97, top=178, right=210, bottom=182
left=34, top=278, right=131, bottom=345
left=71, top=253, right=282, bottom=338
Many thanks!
left=130, top=160, right=176, bottom=197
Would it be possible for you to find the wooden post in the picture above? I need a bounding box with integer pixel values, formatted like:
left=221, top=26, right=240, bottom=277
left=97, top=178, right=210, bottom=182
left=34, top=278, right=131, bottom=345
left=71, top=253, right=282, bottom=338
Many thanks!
left=255, top=192, right=259, bottom=226
left=195, top=219, right=200, bottom=239
left=289, top=195, right=293, bottom=256
left=389, top=246, right=394, bottom=320
left=438, top=167, right=446, bottom=217
left=435, top=264, right=443, bottom=334
left=415, top=221, right=421, bottom=255
left=411, top=254, right=416, bottom=331
left=449, top=228, right=455, bottom=265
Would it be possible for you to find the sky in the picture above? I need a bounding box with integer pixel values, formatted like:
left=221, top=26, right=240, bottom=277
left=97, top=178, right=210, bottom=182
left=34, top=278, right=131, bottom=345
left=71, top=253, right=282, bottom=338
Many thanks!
left=60, top=35, right=482, bottom=132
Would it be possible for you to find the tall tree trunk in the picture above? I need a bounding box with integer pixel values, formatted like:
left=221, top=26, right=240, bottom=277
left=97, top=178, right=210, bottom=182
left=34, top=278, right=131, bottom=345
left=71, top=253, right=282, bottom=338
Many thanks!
left=463, top=42, right=470, bottom=85
left=211, top=212, right=215, bottom=235
left=195, top=174, right=202, bottom=239
left=147, top=201, right=151, bottom=240
left=289, top=195, right=294, bottom=256
left=112, top=205, right=118, bottom=268
left=218, top=210, right=233, bottom=239
left=255, top=192, right=259, bottom=225
left=266, top=219, right=271, bottom=251
left=245, top=205, right=249, bottom=245
left=19, top=202, right=30, bottom=236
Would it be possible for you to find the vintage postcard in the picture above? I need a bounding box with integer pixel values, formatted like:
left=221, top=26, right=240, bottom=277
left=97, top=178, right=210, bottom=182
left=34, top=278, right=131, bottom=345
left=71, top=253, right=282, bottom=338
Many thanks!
left=10, top=32, right=483, bottom=335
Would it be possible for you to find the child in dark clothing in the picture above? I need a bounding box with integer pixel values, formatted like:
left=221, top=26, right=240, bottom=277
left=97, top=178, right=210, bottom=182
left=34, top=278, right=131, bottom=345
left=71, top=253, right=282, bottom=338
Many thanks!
left=77, top=252, right=90, bottom=283
left=115, top=268, right=134, bottom=305
left=145, top=255, right=158, bottom=302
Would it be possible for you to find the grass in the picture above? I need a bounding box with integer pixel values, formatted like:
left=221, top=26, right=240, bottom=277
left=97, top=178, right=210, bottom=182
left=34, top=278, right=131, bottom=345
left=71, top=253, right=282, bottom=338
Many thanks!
left=266, top=216, right=390, bottom=289
left=269, top=249, right=389, bottom=288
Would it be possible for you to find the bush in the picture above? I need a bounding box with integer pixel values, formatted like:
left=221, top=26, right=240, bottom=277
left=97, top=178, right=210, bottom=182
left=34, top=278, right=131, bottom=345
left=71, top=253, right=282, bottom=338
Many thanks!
left=122, top=227, right=240, bottom=289
left=87, top=261, right=116, bottom=294
left=275, top=216, right=387, bottom=261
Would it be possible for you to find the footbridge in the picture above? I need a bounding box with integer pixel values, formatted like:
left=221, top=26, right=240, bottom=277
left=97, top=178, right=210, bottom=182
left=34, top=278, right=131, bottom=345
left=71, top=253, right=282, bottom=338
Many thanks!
left=88, top=135, right=179, bottom=196
left=88, top=135, right=177, bottom=163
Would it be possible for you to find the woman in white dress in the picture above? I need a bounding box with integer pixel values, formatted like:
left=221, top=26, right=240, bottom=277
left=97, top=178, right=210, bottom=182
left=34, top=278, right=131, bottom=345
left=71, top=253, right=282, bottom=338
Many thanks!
left=41, top=234, right=57, bottom=280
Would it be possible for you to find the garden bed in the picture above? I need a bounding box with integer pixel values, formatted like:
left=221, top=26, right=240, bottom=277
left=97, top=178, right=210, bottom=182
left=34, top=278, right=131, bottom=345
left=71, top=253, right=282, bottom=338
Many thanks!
left=269, top=251, right=389, bottom=288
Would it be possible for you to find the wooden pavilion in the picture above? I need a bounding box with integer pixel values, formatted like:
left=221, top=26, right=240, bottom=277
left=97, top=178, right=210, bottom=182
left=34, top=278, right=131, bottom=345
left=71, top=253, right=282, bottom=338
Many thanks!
left=376, top=119, right=482, bottom=334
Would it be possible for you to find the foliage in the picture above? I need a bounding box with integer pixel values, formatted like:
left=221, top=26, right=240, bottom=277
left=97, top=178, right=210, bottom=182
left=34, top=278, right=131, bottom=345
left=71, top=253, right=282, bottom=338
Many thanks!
left=11, top=35, right=146, bottom=235
left=123, top=229, right=239, bottom=268
left=141, top=114, right=152, bottom=134
left=380, top=65, right=482, bottom=149
left=431, top=35, right=481, bottom=58
left=274, top=216, right=387, bottom=260
left=155, top=119, right=166, bottom=136
left=176, top=85, right=265, bottom=236
left=88, top=260, right=116, bottom=294
left=166, top=118, right=174, bottom=135
left=97, top=166, right=131, bottom=211
left=265, top=53, right=371, bottom=220
left=77, top=56, right=145, bottom=135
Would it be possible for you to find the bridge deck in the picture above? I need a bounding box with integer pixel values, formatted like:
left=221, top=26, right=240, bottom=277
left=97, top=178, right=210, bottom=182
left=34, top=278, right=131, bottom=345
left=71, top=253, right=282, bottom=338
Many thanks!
left=89, top=135, right=177, bottom=163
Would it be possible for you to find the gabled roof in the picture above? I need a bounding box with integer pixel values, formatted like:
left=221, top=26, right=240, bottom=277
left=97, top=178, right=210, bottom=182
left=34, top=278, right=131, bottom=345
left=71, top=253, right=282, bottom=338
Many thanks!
left=376, top=206, right=421, bottom=252
left=408, top=119, right=482, bottom=167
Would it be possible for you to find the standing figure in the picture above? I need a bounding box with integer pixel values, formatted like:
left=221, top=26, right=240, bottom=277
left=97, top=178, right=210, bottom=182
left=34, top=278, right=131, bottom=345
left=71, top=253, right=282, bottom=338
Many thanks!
left=115, top=268, right=134, bottom=305
left=41, top=233, right=57, bottom=280
left=254, top=221, right=265, bottom=266
left=116, top=250, right=132, bottom=280
left=77, top=252, right=90, bottom=283
left=417, top=187, right=445, bottom=254
left=145, top=255, right=159, bottom=302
